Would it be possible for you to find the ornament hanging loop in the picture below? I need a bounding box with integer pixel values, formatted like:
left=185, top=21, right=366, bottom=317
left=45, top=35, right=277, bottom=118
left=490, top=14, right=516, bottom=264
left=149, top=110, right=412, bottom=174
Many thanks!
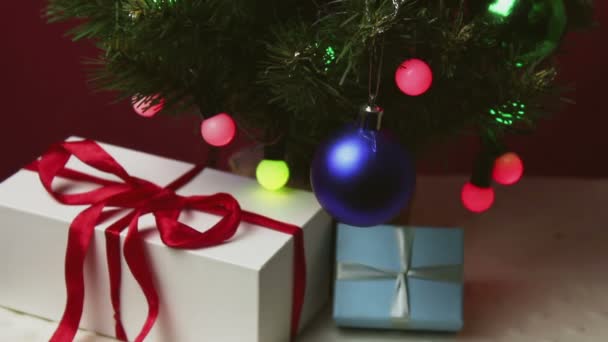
left=368, top=36, right=385, bottom=106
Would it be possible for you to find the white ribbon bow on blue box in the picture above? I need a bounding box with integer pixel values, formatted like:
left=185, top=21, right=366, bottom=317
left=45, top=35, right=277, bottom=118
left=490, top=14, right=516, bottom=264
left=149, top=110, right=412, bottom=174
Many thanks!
left=333, top=224, right=464, bottom=331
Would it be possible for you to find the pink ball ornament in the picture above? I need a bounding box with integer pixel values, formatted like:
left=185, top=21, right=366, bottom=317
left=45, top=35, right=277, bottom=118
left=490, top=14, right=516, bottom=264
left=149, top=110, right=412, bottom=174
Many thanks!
left=395, top=58, right=433, bottom=96
left=493, top=152, right=524, bottom=185
left=200, top=113, right=236, bottom=147
left=461, top=182, right=495, bottom=213
left=132, top=95, right=164, bottom=118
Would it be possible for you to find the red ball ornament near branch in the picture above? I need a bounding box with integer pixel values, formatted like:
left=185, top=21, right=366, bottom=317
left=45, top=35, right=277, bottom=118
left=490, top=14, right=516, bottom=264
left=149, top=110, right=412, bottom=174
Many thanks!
left=200, top=113, right=236, bottom=147
left=395, top=58, right=433, bottom=96
left=493, top=152, right=524, bottom=185
left=461, top=182, right=495, bottom=213
left=132, top=95, right=164, bottom=118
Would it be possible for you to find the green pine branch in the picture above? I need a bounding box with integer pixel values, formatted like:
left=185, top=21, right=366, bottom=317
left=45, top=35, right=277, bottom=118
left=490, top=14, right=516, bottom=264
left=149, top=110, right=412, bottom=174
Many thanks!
left=46, top=0, right=594, bottom=173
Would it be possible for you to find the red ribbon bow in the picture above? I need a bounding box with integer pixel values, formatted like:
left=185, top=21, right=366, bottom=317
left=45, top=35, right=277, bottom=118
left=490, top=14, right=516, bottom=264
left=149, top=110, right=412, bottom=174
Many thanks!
left=26, top=140, right=306, bottom=342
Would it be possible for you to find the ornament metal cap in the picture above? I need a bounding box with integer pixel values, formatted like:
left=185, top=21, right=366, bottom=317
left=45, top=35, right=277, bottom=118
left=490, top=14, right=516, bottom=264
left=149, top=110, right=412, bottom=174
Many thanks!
left=359, top=104, right=384, bottom=131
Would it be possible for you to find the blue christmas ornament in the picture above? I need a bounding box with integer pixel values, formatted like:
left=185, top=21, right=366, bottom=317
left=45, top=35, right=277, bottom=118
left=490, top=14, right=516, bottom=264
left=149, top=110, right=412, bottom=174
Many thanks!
left=310, top=105, right=416, bottom=227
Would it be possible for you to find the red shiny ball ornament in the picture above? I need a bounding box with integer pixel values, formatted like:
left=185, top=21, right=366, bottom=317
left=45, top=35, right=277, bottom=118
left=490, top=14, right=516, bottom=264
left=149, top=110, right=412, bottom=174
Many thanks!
left=461, top=182, right=495, bottom=213
left=395, top=58, right=433, bottom=96
left=132, top=95, right=164, bottom=118
left=493, top=152, right=524, bottom=185
left=200, top=113, right=236, bottom=147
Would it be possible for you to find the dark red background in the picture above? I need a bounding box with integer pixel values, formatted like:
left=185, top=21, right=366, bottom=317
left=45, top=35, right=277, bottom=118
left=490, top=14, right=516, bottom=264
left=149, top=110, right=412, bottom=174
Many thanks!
left=1, top=2, right=607, bottom=181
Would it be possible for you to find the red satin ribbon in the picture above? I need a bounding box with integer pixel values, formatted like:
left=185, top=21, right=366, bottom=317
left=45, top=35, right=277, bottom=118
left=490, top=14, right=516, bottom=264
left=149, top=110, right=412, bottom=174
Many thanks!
left=25, top=140, right=305, bottom=342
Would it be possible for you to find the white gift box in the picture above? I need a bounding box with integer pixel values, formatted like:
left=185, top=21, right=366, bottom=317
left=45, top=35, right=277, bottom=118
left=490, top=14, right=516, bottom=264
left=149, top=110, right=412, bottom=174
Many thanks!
left=0, top=138, right=332, bottom=342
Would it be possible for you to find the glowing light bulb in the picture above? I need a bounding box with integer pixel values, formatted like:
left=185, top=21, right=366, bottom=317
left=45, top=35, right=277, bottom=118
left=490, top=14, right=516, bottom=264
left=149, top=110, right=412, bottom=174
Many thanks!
left=200, top=113, right=236, bottom=147
left=322, top=46, right=337, bottom=72
left=493, top=152, right=524, bottom=185
left=461, top=182, right=495, bottom=213
left=256, top=159, right=290, bottom=191
left=132, top=95, right=164, bottom=117
left=489, top=0, right=518, bottom=17
left=489, top=100, right=526, bottom=126
left=395, top=58, right=433, bottom=96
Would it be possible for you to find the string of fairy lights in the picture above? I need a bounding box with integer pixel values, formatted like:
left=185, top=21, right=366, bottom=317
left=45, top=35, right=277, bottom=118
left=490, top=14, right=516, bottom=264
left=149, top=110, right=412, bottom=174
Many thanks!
left=128, top=0, right=563, bottom=220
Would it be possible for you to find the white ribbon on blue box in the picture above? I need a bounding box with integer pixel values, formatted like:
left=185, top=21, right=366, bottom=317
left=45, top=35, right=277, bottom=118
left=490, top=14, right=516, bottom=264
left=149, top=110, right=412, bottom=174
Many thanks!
left=333, top=224, right=464, bottom=331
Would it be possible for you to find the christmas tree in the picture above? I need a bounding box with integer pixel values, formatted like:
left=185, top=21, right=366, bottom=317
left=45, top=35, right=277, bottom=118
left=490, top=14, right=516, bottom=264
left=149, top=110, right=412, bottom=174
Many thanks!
left=46, top=0, right=594, bottom=221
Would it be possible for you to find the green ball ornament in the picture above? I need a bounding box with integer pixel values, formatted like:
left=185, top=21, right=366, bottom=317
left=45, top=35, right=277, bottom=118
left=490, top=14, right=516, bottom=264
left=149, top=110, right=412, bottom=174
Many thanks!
left=489, top=100, right=526, bottom=126
left=486, top=0, right=567, bottom=63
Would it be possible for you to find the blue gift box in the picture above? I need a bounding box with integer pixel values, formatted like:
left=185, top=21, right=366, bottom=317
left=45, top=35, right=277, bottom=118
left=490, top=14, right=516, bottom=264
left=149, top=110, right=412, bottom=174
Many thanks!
left=333, top=224, right=464, bottom=331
